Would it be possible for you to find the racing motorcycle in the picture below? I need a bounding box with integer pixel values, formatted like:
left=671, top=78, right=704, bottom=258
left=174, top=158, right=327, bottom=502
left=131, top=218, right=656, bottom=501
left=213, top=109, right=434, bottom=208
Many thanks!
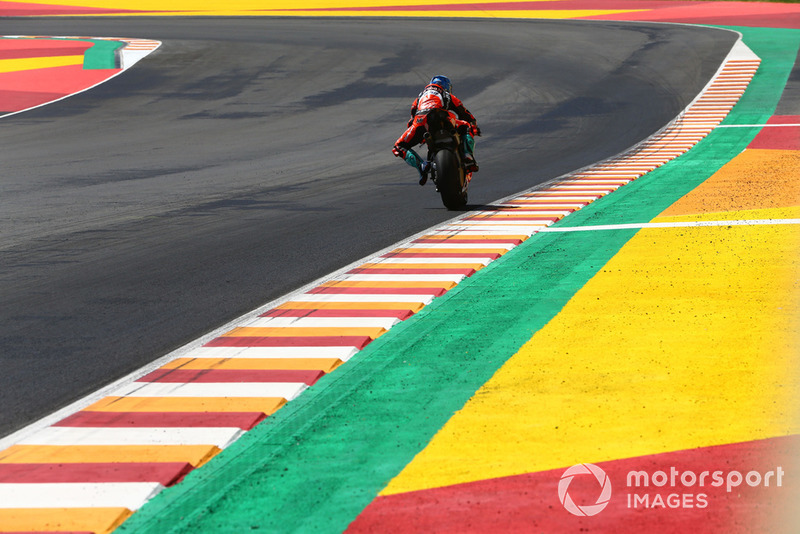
left=417, top=108, right=473, bottom=210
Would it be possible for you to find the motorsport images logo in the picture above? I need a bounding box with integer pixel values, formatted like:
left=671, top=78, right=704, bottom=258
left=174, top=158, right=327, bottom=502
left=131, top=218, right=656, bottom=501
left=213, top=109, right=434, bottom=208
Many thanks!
left=558, top=462, right=785, bottom=516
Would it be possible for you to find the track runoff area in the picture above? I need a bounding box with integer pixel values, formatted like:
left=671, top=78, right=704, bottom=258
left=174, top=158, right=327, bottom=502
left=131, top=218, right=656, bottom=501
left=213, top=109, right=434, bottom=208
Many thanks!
left=0, top=1, right=799, bottom=533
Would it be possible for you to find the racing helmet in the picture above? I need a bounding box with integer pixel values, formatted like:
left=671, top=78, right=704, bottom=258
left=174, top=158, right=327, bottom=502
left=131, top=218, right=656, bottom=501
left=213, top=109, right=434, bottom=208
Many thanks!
left=429, top=75, right=452, bottom=93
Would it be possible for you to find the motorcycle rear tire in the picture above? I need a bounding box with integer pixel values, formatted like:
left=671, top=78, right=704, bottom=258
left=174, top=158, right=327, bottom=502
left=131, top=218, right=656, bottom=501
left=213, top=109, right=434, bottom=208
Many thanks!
left=434, top=150, right=468, bottom=210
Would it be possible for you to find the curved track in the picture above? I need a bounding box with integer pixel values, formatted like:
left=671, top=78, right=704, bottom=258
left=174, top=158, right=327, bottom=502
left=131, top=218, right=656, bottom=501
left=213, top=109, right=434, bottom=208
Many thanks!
left=0, top=17, right=736, bottom=436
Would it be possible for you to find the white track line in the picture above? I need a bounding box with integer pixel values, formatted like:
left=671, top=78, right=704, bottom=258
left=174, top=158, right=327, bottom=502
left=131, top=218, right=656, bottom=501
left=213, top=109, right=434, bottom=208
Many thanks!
left=245, top=317, right=403, bottom=329
left=541, top=219, right=800, bottom=232
left=185, top=346, right=360, bottom=360
left=289, top=294, right=436, bottom=304
left=18, top=427, right=243, bottom=448
left=331, top=274, right=467, bottom=283
left=0, top=482, right=164, bottom=510
left=371, top=257, right=492, bottom=265
left=114, top=381, right=308, bottom=401
left=717, top=123, right=800, bottom=127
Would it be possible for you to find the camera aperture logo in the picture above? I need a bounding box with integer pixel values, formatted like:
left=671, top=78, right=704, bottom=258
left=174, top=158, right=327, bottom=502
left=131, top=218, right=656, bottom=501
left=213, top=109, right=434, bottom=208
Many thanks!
left=558, top=463, right=612, bottom=516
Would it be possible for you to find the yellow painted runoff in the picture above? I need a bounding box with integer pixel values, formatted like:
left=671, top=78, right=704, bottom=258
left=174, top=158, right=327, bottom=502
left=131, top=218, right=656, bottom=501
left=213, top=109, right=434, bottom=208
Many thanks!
left=382, top=221, right=800, bottom=495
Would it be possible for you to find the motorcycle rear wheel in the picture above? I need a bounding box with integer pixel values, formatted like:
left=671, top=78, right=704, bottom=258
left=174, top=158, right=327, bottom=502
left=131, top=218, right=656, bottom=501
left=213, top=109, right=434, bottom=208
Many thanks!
left=434, top=150, right=468, bottom=210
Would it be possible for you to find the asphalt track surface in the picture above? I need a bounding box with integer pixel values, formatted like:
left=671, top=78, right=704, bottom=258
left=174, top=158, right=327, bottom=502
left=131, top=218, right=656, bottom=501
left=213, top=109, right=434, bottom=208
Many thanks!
left=0, top=17, right=736, bottom=437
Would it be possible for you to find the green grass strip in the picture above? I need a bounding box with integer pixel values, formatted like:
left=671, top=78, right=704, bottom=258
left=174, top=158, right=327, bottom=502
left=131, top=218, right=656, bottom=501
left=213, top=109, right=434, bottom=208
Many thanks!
left=119, top=26, right=800, bottom=534
left=80, top=39, right=124, bottom=70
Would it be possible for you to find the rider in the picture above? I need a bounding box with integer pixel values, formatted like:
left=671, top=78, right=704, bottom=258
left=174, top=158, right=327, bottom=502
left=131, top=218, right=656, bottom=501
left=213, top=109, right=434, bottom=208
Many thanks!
left=392, top=75, right=481, bottom=183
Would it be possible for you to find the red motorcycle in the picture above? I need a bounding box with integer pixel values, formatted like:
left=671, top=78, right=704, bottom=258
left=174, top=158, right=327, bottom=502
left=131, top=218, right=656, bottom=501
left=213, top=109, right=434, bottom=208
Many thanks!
left=418, top=108, right=473, bottom=210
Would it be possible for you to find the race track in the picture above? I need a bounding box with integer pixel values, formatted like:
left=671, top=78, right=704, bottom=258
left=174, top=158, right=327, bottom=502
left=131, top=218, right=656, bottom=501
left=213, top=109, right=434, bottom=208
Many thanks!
left=0, top=17, right=735, bottom=436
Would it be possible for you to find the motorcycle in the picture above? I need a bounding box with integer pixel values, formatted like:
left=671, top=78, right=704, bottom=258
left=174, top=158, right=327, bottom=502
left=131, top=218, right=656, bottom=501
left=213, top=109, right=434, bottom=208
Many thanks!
left=416, top=108, right=473, bottom=211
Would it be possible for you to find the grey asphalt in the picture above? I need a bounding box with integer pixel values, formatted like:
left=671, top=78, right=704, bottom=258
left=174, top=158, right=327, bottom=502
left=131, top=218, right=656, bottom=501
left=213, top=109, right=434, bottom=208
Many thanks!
left=776, top=46, right=800, bottom=115
left=0, top=17, right=736, bottom=437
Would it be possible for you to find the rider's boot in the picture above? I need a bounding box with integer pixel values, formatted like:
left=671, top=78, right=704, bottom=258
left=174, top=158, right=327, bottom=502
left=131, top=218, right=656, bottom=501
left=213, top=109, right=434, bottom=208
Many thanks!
left=462, top=134, right=479, bottom=173
left=418, top=161, right=431, bottom=185
left=404, top=149, right=430, bottom=185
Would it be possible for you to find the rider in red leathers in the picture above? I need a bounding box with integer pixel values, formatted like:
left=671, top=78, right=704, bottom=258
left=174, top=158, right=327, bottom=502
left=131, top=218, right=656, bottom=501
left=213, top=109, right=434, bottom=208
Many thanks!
left=392, top=75, right=481, bottom=183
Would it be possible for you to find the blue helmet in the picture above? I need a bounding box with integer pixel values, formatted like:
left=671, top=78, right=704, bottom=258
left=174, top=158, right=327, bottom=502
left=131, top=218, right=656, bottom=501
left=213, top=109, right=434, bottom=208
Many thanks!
left=430, top=75, right=452, bottom=93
